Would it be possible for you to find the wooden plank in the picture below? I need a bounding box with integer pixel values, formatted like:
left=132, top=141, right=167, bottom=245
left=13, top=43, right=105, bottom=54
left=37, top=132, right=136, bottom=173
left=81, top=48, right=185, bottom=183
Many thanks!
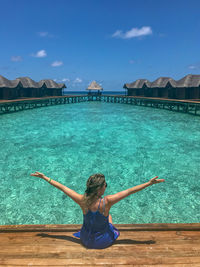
left=1, top=231, right=200, bottom=247
left=1, top=229, right=200, bottom=237
left=0, top=224, right=82, bottom=232
left=0, top=248, right=200, bottom=258
left=1, top=231, right=200, bottom=246
left=1, top=223, right=200, bottom=232
left=2, top=265, right=200, bottom=267
left=1, top=257, right=200, bottom=265
left=1, top=237, right=200, bottom=249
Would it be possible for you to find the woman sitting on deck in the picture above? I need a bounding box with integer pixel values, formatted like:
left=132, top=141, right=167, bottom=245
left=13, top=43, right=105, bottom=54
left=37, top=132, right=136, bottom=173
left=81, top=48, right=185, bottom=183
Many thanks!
left=30, top=172, right=165, bottom=249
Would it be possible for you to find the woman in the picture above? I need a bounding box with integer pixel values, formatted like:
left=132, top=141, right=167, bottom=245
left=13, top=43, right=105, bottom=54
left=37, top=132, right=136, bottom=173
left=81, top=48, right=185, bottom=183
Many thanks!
left=30, top=172, right=165, bottom=249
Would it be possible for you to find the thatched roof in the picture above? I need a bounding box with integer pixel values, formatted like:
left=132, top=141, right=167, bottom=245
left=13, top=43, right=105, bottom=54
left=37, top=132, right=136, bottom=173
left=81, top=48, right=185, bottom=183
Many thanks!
left=126, top=79, right=149, bottom=89
left=0, top=75, right=18, bottom=88
left=124, top=74, right=200, bottom=89
left=16, top=77, right=40, bottom=88
left=87, top=81, right=103, bottom=90
left=39, top=79, right=66, bottom=89
left=150, top=77, right=176, bottom=88
left=176, top=74, right=200, bottom=88
left=0, top=75, right=66, bottom=89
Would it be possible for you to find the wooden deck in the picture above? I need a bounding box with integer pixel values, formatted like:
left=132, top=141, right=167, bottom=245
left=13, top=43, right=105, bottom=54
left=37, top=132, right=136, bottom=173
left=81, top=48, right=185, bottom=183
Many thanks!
left=0, top=95, right=200, bottom=104
left=0, top=224, right=200, bottom=266
left=1, top=95, right=200, bottom=116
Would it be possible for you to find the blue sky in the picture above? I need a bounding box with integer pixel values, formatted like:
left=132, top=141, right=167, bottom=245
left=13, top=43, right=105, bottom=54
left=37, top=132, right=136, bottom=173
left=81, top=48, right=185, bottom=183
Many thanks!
left=1, top=0, right=200, bottom=91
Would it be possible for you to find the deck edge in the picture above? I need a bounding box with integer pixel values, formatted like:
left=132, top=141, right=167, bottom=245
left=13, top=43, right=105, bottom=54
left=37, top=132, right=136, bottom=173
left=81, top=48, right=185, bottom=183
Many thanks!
left=0, top=223, right=200, bottom=232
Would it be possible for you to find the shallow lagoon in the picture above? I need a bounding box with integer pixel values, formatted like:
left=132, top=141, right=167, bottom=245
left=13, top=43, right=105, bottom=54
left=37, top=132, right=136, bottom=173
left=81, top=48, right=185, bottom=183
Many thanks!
left=0, top=102, right=200, bottom=225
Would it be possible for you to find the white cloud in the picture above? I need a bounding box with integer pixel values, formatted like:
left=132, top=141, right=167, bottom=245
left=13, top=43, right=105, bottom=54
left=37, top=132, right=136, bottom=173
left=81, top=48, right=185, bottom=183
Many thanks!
left=51, top=61, right=63, bottom=67
left=112, top=30, right=123, bottom=38
left=32, top=50, right=47, bottom=58
left=74, top=78, right=82, bottom=83
left=54, top=78, right=70, bottom=83
left=188, top=62, right=200, bottom=70
left=62, top=78, right=70, bottom=82
left=188, top=65, right=197, bottom=70
left=38, top=32, right=54, bottom=38
left=38, top=32, right=48, bottom=37
left=112, top=26, right=152, bottom=39
left=11, top=56, right=22, bottom=62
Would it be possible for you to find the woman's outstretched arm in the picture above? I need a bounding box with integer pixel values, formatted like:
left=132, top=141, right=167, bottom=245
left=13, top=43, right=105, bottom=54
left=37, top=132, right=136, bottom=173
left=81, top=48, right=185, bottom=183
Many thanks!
left=106, top=176, right=165, bottom=207
left=30, top=172, right=83, bottom=205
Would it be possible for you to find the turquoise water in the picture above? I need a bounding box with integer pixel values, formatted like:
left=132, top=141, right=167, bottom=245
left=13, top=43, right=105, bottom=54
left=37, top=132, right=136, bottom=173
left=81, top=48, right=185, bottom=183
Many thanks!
left=0, top=102, right=200, bottom=225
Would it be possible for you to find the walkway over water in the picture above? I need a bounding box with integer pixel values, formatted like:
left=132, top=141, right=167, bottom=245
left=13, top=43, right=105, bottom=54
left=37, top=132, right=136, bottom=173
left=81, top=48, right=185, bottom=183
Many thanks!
left=1, top=95, right=200, bottom=115
left=0, top=223, right=200, bottom=266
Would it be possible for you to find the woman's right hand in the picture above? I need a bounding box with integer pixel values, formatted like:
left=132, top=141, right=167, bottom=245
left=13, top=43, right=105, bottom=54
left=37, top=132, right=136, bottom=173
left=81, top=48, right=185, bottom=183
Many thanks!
left=30, top=171, right=45, bottom=179
left=149, top=176, right=165, bottom=185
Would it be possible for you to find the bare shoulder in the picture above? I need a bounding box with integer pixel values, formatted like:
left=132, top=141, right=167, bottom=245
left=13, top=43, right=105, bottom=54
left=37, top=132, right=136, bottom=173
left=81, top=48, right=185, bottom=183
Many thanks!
left=104, top=188, right=131, bottom=206
left=79, top=194, right=85, bottom=204
left=78, top=195, right=87, bottom=212
left=102, top=195, right=112, bottom=216
left=104, top=195, right=112, bottom=207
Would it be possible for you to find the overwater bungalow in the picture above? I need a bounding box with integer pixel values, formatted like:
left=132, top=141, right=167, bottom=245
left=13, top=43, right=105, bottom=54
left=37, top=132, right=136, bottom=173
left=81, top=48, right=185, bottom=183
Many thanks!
left=124, top=79, right=148, bottom=97
left=176, top=74, right=200, bottom=99
left=124, top=74, right=200, bottom=100
left=86, top=81, right=103, bottom=95
left=0, top=75, right=66, bottom=100
left=0, top=75, right=21, bottom=99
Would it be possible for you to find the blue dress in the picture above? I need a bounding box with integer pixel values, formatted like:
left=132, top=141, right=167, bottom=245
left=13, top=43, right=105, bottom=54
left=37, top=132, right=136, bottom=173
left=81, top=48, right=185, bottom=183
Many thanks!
left=73, top=197, right=120, bottom=249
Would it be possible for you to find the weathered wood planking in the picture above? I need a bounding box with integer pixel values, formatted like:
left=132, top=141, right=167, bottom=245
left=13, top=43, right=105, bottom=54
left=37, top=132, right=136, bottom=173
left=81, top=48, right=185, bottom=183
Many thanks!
left=0, top=224, right=200, bottom=266
left=1, top=223, right=200, bottom=232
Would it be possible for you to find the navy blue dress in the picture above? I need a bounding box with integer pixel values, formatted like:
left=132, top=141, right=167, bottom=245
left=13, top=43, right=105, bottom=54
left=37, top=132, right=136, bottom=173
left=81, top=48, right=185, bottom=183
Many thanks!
left=73, top=197, right=120, bottom=249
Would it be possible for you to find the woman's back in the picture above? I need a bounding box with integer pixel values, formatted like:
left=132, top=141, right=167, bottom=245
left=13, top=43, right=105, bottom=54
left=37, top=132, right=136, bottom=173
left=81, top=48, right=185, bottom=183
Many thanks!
left=83, top=197, right=108, bottom=231
left=73, top=197, right=120, bottom=249
left=83, top=195, right=110, bottom=215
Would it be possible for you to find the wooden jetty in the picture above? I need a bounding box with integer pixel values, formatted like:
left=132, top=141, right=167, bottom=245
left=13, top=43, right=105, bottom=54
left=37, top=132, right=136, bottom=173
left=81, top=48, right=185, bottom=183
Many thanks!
left=1, top=95, right=200, bottom=116
left=0, top=96, right=87, bottom=114
left=0, top=223, right=200, bottom=266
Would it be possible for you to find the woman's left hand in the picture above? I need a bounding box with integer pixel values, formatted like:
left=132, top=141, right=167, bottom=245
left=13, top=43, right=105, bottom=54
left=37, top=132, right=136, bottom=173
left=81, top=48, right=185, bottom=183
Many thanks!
left=30, top=171, right=45, bottom=179
left=149, top=176, right=165, bottom=185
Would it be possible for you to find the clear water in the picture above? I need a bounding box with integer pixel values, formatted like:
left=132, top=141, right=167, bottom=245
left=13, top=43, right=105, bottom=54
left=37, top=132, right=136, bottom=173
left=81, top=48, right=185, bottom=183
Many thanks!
left=0, top=102, right=200, bottom=225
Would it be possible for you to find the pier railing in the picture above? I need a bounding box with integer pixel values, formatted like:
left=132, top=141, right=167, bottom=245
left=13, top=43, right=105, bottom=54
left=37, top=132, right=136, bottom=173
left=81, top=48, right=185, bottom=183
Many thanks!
left=0, top=95, right=200, bottom=116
